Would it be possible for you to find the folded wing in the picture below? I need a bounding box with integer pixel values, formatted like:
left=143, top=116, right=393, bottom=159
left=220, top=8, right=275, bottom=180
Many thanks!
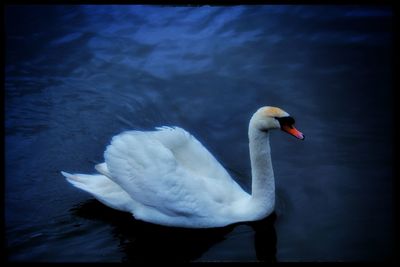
left=103, top=127, right=243, bottom=221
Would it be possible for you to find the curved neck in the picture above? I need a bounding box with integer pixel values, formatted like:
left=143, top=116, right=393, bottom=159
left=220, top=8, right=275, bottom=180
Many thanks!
left=248, top=123, right=275, bottom=218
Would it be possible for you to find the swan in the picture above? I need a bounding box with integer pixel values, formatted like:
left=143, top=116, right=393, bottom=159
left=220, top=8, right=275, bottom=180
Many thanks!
left=61, top=106, right=304, bottom=228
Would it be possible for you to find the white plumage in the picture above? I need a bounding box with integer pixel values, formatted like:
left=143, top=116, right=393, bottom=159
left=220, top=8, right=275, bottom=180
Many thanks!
left=62, top=106, right=304, bottom=228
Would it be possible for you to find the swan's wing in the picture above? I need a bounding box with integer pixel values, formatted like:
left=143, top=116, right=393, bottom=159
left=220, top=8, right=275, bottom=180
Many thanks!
left=95, top=162, right=112, bottom=178
left=103, top=127, right=243, bottom=219
left=151, top=127, right=233, bottom=182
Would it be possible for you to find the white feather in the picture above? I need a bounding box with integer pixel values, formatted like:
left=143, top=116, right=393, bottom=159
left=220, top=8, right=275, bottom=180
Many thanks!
left=102, top=127, right=249, bottom=227
left=61, top=171, right=134, bottom=212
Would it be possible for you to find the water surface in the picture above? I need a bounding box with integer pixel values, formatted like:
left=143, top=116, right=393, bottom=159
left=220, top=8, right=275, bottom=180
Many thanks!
left=5, top=5, right=393, bottom=262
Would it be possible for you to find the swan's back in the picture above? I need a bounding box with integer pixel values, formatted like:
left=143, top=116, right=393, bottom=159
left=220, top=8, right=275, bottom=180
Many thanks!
left=102, top=127, right=249, bottom=227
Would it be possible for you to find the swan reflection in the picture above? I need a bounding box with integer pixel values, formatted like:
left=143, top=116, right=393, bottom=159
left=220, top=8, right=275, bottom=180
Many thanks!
left=71, top=199, right=276, bottom=262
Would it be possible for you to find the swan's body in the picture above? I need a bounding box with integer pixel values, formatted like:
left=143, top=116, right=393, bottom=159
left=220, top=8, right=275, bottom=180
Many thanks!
left=62, top=106, right=304, bottom=228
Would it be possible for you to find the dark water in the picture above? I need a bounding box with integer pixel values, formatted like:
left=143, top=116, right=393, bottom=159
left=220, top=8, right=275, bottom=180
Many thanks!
left=5, top=5, right=394, bottom=262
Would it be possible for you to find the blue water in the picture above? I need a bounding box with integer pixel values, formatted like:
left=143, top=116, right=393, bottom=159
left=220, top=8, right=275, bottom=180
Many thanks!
left=5, top=5, right=394, bottom=262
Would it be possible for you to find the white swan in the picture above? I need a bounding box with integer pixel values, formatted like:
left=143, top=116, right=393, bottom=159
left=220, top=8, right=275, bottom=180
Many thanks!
left=61, top=106, right=304, bottom=228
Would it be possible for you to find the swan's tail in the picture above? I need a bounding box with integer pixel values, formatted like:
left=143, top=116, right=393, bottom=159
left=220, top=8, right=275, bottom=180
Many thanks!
left=61, top=171, right=133, bottom=212
left=62, top=171, right=93, bottom=192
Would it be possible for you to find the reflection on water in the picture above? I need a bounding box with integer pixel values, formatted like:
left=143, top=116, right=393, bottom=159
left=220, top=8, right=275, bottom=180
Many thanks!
left=71, top=199, right=277, bottom=262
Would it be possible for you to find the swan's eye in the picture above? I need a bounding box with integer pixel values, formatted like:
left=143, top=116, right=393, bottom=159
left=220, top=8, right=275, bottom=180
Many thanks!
left=275, top=116, right=295, bottom=127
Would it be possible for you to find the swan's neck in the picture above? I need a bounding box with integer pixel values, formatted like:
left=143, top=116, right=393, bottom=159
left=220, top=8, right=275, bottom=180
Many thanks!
left=248, top=125, right=275, bottom=218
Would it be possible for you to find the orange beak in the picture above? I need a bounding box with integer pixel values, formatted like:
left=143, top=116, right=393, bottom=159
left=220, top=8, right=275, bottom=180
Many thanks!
left=281, top=125, right=305, bottom=140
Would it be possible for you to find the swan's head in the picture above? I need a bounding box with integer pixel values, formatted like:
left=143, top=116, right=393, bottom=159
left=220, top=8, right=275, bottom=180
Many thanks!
left=251, top=106, right=305, bottom=140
